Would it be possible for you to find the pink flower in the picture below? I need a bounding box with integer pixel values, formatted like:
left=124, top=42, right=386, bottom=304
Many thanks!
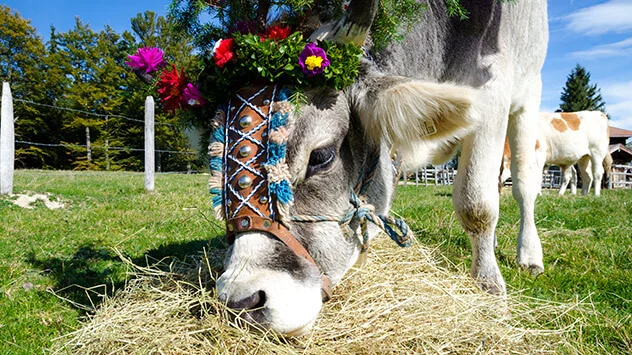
left=125, top=47, right=166, bottom=74
left=183, top=83, right=207, bottom=107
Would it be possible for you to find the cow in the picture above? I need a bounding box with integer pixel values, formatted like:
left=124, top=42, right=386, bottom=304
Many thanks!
left=215, top=0, right=548, bottom=335
left=499, top=111, right=611, bottom=196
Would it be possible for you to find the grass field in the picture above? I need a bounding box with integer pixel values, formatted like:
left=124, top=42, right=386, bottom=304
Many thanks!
left=0, top=170, right=630, bottom=354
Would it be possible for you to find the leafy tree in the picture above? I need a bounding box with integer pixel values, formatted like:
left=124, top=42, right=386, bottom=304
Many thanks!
left=0, top=6, right=57, bottom=167
left=559, top=64, right=608, bottom=115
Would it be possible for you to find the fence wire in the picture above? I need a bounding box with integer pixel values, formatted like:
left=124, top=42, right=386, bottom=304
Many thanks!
left=14, top=98, right=176, bottom=127
left=12, top=99, right=197, bottom=158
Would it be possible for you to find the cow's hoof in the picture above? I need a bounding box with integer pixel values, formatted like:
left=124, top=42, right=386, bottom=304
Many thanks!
left=476, top=275, right=507, bottom=296
left=523, top=263, right=544, bottom=276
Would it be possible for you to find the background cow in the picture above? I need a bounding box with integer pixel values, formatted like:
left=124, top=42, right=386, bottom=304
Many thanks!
left=217, top=0, right=548, bottom=335
left=500, top=111, right=611, bottom=196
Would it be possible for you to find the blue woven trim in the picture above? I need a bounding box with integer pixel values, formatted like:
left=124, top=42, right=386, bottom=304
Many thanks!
left=269, top=180, right=293, bottom=205
left=277, top=88, right=290, bottom=102
left=267, top=142, right=286, bottom=166
left=270, top=110, right=288, bottom=131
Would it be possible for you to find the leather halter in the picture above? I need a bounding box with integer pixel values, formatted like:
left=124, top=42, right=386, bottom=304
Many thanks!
left=221, top=85, right=332, bottom=301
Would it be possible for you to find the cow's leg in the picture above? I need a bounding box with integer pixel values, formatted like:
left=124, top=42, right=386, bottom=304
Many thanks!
left=453, top=106, right=508, bottom=295
left=507, top=103, right=543, bottom=276
left=590, top=154, right=605, bottom=196
left=559, top=165, right=571, bottom=195
left=570, top=166, right=577, bottom=194
left=578, top=156, right=593, bottom=195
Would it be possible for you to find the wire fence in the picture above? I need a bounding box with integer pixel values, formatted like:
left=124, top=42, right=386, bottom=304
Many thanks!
left=11, top=97, right=199, bottom=162
left=14, top=98, right=176, bottom=127
left=0, top=81, right=205, bottom=198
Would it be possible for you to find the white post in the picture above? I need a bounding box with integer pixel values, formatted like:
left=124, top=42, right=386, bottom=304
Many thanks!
left=85, top=126, right=91, bottom=162
left=144, top=96, right=155, bottom=192
left=1, top=82, right=15, bottom=195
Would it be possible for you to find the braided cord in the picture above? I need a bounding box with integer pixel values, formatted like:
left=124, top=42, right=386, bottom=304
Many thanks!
left=290, top=191, right=412, bottom=250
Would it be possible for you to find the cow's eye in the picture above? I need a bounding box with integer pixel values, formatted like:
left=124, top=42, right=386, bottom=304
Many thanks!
left=306, top=146, right=335, bottom=178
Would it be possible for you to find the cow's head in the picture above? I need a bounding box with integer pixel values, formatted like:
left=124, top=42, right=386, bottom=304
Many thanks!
left=212, top=0, right=478, bottom=335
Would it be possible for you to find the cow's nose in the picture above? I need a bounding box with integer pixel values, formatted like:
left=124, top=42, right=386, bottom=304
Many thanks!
left=223, top=290, right=266, bottom=310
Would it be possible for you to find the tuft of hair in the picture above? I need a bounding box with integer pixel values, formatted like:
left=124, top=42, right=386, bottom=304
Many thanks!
left=358, top=79, right=478, bottom=158
left=52, top=238, right=587, bottom=354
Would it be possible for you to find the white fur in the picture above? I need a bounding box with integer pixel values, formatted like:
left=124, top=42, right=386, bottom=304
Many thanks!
left=216, top=233, right=323, bottom=335
left=356, top=79, right=478, bottom=161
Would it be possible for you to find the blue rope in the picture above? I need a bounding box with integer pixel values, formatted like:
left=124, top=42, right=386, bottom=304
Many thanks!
left=290, top=191, right=412, bottom=249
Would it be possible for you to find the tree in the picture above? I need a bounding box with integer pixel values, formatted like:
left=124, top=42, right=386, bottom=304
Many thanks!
left=559, top=64, right=608, bottom=115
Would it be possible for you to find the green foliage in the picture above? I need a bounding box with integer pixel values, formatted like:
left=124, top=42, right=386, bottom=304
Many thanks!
left=0, top=170, right=220, bottom=354
left=370, top=0, right=426, bottom=51
left=560, top=64, right=608, bottom=115
left=201, top=32, right=361, bottom=108
left=1, top=6, right=201, bottom=171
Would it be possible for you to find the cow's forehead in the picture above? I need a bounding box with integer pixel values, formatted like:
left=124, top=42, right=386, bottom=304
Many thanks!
left=287, top=90, right=350, bottom=166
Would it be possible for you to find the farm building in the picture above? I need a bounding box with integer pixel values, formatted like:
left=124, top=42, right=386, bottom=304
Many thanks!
left=608, top=126, right=632, bottom=188
left=609, top=126, right=632, bottom=164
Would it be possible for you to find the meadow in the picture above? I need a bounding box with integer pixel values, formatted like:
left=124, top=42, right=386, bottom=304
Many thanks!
left=0, top=170, right=630, bottom=354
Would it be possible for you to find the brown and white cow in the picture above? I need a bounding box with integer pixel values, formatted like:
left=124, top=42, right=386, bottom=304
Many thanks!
left=216, top=0, right=548, bottom=335
left=500, top=111, right=611, bottom=196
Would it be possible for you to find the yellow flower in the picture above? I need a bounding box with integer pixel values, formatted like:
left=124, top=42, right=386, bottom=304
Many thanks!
left=304, top=55, right=324, bottom=70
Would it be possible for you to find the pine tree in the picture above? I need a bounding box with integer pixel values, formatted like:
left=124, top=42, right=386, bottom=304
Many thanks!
left=559, top=64, right=607, bottom=114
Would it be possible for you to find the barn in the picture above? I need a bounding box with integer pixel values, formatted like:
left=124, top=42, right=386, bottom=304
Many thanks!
left=608, top=126, right=632, bottom=188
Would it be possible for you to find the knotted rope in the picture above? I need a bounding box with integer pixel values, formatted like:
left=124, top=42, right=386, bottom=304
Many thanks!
left=290, top=191, right=413, bottom=252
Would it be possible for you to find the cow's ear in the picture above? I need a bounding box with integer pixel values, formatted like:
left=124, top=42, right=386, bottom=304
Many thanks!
left=353, top=76, right=478, bottom=156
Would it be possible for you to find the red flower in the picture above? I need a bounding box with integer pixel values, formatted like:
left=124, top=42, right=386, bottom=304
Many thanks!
left=261, top=25, right=291, bottom=41
left=157, top=64, right=188, bottom=113
left=212, top=38, right=235, bottom=68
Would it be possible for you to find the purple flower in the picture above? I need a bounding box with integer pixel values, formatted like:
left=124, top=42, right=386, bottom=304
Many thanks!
left=183, top=83, right=207, bottom=107
left=298, top=43, right=330, bottom=77
left=125, top=47, right=166, bottom=74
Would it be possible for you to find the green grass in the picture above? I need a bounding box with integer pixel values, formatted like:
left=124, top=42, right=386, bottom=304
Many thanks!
left=1, top=171, right=631, bottom=353
left=394, top=185, right=632, bottom=354
left=0, top=170, right=223, bottom=354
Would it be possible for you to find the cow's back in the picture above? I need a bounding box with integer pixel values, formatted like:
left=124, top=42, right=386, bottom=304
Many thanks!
left=373, top=0, right=548, bottom=98
left=539, top=111, right=609, bottom=165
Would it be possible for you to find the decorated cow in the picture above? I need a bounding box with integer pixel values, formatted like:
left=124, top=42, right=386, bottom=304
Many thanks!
left=131, top=0, right=549, bottom=335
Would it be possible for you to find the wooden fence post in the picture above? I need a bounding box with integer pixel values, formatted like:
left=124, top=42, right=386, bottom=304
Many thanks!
left=1, top=82, right=14, bottom=195
left=144, top=96, right=155, bottom=192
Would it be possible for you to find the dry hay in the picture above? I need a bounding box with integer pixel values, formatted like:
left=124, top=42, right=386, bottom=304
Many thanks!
left=52, top=237, right=587, bottom=354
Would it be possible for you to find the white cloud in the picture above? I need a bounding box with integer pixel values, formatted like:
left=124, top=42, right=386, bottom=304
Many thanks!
left=601, top=81, right=632, bottom=130
left=564, top=0, right=632, bottom=35
left=570, top=37, right=632, bottom=58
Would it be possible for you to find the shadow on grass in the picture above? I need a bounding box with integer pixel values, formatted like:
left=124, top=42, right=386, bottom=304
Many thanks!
left=26, top=237, right=227, bottom=312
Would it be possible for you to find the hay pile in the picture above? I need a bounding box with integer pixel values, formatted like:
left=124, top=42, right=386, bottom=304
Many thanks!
left=53, top=238, right=585, bottom=354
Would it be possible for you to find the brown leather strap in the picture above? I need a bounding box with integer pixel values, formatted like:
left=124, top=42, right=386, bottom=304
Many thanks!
left=227, top=216, right=332, bottom=301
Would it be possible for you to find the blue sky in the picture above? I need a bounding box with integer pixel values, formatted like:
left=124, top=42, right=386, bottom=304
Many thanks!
left=4, top=0, right=632, bottom=131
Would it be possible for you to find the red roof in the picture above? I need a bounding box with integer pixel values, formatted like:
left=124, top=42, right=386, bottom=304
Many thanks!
left=610, top=126, right=632, bottom=138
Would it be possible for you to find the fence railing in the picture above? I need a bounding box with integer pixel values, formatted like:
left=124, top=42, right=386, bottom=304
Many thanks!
left=400, top=164, right=632, bottom=189
left=611, top=164, right=632, bottom=189
left=400, top=166, right=457, bottom=186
